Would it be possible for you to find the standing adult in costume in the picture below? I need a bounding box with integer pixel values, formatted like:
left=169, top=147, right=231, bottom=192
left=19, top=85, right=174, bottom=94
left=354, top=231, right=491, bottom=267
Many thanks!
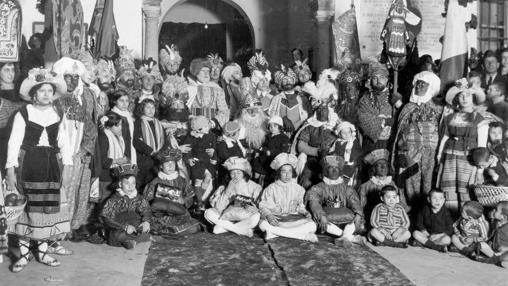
left=94, top=59, right=117, bottom=116
left=357, top=62, right=395, bottom=154
left=159, top=44, right=183, bottom=79
left=268, top=66, right=311, bottom=132
left=221, top=63, right=244, bottom=119
left=53, top=57, right=99, bottom=238
left=0, top=63, right=24, bottom=177
left=294, top=104, right=337, bottom=189
left=115, top=47, right=137, bottom=110
left=393, top=71, right=443, bottom=208
left=247, top=52, right=273, bottom=112
left=6, top=68, right=70, bottom=272
left=208, top=53, right=224, bottom=84
left=437, top=79, right=488, bottom=215
left=186, top=58, right=229, bottom=127
left=336, top=69, right=362, bottom=125
left=133, top=58, right=163, bottom=117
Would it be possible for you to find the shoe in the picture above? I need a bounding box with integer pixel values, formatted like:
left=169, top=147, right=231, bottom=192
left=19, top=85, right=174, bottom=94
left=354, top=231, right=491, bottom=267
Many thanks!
left=410, top=240, right=424, bottom=247
left=48, top=242, right=74, bottom=256
left=36, top=249, right=60, bottom=267
left=122, top=240, right=136, bottom=250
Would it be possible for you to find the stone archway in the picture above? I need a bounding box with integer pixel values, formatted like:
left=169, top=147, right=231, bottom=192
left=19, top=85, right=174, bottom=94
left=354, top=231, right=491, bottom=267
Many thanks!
left=142, top=0, right=259, bottom=63
left=158, top=0, right=255, bottom=71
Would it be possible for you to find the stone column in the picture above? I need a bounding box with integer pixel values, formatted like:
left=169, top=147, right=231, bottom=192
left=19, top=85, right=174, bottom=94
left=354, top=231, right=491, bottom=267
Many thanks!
left=143, top=5, right=161, bottom=61
left=314, top=11, right=333, bottom=74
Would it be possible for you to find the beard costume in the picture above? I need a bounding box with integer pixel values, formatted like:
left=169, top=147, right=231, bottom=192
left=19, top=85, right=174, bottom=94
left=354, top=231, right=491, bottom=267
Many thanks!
left=239, top=108, right=268, bottom=152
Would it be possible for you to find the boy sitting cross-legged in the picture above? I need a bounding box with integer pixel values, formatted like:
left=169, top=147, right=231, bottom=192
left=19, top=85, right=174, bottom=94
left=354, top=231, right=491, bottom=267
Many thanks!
left=412, top=189, right=453, bottom=252
left=369, top=185, right=411, bottom=248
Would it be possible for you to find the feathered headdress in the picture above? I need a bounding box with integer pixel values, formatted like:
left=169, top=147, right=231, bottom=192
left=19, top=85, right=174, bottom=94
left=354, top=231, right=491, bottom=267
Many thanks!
left=159, top=44, right=182, bottom=72
left=293, top=58, right=312, bottom=83
left=137, top=58, right=162, bottom=83
left=96, top=59, right=117, bottom=82
left=247, top=51, right=269, bottom=72
left=207, top=53, right=224, bottom=69
left=161, top=74, right=188, bottom=101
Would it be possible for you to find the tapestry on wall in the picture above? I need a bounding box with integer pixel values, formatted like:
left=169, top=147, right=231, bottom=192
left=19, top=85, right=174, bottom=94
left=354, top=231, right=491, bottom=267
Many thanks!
left=0, top=0, right=21, bottom=63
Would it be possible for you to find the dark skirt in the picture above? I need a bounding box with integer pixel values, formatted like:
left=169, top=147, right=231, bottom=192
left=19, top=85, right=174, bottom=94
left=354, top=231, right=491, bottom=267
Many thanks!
left=19, top=146, right=61, bottom=214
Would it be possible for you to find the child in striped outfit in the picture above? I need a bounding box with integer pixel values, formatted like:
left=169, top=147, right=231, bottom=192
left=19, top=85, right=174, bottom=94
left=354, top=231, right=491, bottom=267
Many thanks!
left=451, top=201, right=489, bottom=257
left=369, top=185, right=411, bottom=248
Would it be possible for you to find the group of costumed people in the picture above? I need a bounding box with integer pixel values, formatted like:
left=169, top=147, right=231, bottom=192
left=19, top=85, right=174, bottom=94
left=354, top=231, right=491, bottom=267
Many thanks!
left=3, top=37, right=508, bottom=273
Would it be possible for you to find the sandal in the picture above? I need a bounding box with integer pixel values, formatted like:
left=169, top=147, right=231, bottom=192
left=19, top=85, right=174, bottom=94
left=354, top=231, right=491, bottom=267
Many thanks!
left=37, top=248, right=61, bottom=267
left=48, top=243, right=74, bottom=256
left=11, top=242, right=33, bottom=273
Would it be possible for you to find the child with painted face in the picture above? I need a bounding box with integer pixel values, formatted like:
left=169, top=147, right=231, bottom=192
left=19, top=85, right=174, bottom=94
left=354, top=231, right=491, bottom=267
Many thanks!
left=205, top=157, right=262, bottom=237
left=358, top=149, right=409, bottom=231
left=451, top=201, right=489, bottom=257
left=258, top=153, right=318, bottom=242
left=412, top=189, right=453, bottom=252
left=305, top=156, right=365, bottom=245
left=369, top=186, right=411, bottom=248
left=475, top=201, right=508, bottom=267
left=101, top=165, right=151, bottom=250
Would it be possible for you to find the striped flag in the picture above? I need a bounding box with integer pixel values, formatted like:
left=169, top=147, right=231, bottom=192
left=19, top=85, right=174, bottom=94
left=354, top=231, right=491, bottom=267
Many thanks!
left=440, top=0, right=470, bottom=92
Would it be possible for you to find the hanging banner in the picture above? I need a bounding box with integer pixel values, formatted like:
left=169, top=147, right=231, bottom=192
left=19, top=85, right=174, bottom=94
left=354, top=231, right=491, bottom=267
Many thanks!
left=0, top=0, right=21, bottom=62
left=332, top=7, right=361, bottom=66
left=357, top=0, right=446, bottom=60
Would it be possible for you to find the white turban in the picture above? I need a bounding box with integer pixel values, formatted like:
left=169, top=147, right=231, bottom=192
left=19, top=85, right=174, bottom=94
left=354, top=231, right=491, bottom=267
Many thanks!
left=251, top=69, right=271, bottom=87
left=221, top=63, right=241, bottom=84
left=409, top=71, right=441, bottom=105
left=52, top=57, right=86, bottom=78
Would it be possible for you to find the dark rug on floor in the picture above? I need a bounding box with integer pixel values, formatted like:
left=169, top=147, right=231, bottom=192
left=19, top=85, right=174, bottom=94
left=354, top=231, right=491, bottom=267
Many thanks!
left=141, top=233, right=413, bottom=286
left=141, top=232, right=285, bottom=286
left=267, top=236, right=414, bottom=286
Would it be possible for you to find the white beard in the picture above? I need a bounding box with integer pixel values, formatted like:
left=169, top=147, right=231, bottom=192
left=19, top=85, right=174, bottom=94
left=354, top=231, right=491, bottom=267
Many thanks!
left=239, top=109, right=268, bottom=150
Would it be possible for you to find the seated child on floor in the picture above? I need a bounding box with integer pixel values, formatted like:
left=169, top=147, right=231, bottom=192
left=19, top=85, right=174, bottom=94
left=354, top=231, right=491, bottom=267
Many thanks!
left=451, top=201, right=489, bottom=257
left=358, top=149, right=409, bottom=230
left=476, top=201, right=508, bottom=267
left=258, top=153, right=318, bottom=242
left=471, top=147, right=508, bottom=186
left=369, top=185, right=411, bottom=248
left=101, top=165, right=151, bottom=249
left=205, top=157, right=262, bottom=237
left=143, top=148, right=201, bottom=235
left=305, top=156, right=365, bottom=244
left=412, top=189, right=453, bottom=252
left=488, top=122, right=504, bottom=158
left=182, top=116, right=217, bottom=204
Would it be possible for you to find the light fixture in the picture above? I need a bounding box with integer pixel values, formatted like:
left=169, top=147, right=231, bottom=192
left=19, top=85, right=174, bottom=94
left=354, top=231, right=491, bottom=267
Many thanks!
left=205, top=23, right=208, bottom=29
left=204, top=0, right=209, bottom=29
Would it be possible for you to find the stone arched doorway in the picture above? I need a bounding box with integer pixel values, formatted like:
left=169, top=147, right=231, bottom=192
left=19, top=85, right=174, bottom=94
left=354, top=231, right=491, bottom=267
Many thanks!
left=159, top=0, right=254, bottom=74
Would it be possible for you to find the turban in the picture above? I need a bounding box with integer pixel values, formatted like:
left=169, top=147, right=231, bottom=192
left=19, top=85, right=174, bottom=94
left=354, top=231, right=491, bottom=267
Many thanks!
left=52, top=57, right=86, bottom=78
left=274, top=66, right=298, bottom=87
left=270, top=153, right=298, bottom=170
left=369, top=62, right=389, bottom=79
left=221, top=63, right=242, bottom=83
left=223, top=156, right=251, bottom=175
left=409, top=71, right=441, bottom=105
left=137, top=58, right=163, bottom=83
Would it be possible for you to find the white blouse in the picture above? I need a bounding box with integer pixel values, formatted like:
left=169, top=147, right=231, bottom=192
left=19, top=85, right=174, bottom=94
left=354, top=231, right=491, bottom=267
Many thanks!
left=6, top=105, right=61, bottom=168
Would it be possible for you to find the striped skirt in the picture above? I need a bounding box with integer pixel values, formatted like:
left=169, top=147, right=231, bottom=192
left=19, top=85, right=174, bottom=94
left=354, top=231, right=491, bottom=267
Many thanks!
left=15, top=147, right=70, bottom=241
left=439, top=153, right=474, bottom=212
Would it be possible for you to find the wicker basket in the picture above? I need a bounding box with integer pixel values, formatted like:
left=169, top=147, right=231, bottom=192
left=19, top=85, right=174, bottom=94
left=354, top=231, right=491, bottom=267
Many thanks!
left=5, top=199, right=26, bottom=225
left=473, top=185, right=508, bottom=207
